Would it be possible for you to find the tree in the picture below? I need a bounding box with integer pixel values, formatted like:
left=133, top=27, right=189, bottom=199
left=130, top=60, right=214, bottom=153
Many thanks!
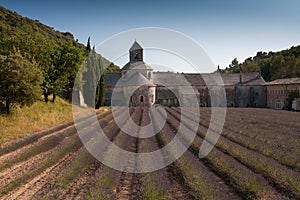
left=53, top=41, right=85, bottom=100
left=86, top=37, right=91, bottom=53
left=95, top=74, right=105, bottom=109
left=228, top=58, right=241, bottom=73
left=269, top=54, right=285, bottom=80
left=0, top=55, right=43, bottom=114
left=286, top=91, right=300, bottom=110
left=82, top=48, right=102, bottom=107
left=27, top=40, right=85, bottom=103
left=241, top=60, right=258, bottom=72
left=106, top=62, right=120, bottom=72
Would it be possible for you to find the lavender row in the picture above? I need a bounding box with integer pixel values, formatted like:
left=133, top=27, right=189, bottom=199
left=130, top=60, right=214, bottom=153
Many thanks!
left=178, top=107, right=300, bottom=170
left=188, top=107, right=300, bottom=169
left=168, top=107, right=300, bottom=199
left=166, top=107, right=287, bottom=199
left=152, top=107, right=239, bottom=200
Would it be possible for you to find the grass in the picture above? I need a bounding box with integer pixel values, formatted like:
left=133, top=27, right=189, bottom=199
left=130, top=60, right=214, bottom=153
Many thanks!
left=141, top=183, right=167, bottom=200
left=87, top=167, right=117, bottom=200
left=0, top=96, right=73, bottom=145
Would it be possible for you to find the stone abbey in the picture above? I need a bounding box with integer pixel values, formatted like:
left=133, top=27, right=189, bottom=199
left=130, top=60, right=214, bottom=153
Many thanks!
left=104, top=41, right=300, bottom=109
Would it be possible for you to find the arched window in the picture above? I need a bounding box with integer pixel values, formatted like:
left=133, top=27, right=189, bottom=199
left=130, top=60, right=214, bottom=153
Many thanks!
left=140, top=96, right=144, bottom=103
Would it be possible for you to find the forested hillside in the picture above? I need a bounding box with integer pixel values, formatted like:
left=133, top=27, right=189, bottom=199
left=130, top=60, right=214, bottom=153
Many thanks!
left=222, top=45, right=300, bottom=81
left=0, top=6, right=118, bottom=113
left=0, top=6, right=78, bottom=46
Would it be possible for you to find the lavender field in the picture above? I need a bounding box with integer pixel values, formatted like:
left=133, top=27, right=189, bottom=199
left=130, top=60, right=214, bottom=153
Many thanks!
left=0, top=107, right=299, bottom=200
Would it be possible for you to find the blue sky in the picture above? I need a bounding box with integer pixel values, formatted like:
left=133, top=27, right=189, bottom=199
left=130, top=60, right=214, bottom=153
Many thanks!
left=1, top=0, right=300, bottom=72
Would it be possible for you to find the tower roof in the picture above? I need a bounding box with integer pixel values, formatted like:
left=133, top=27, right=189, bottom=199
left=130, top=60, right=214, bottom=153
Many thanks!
left=122, top=61, right=152, bottom=71
left=129, top=41, right=143, bottom=51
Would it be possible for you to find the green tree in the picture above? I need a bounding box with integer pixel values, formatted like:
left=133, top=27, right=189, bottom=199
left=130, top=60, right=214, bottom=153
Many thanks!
left=270, top=54, right=285, bottom=80
left=53, top=41, right=85, bottom=100
left=106, top=62, right=120, bottom=72
left=241, top=60, right=258, bottom=72
left=86, top=37, right=91, bottom=53
left=222, top=45, right=300, bottom=81
left=227, top=58, right=241, bottom=73
left=286, top=91, right=300, bottom=110
left=95, top=74, right=105, bottom=109
left=82, top=48, right=102, bottom=107
left=0, top=55, right=43, bottom=114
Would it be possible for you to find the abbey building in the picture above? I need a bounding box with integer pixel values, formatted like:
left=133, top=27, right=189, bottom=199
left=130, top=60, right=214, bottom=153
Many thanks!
left=104, top=41, right=300, bottom=109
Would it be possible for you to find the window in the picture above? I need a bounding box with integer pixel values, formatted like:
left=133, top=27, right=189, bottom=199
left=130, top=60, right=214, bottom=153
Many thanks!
left=134, top=51, right=139, bottom=61
left=140, top=96, right=144, bottom=103
left=275, top=99, right=281, bottom=109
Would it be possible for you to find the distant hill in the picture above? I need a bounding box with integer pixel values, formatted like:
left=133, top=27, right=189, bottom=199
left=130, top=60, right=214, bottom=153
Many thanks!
left=0, top=6, right=77, bottom=47
left=221, top=45, right=300, bottom=81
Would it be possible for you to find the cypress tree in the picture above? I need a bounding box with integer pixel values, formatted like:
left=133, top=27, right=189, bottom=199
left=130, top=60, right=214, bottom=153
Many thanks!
left=86, top=37, right=91, bottom=53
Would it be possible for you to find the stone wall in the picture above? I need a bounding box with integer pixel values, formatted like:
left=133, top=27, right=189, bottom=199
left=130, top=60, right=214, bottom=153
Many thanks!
left=267, top=84, right=300, bottom=109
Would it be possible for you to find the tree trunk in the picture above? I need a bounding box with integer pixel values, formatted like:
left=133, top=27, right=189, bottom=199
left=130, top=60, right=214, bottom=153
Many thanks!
left=52, top=94, right=56, bottom=103
left=5, top=100, right=10, bottom=115
left=44, top=93, right=49, bottom=102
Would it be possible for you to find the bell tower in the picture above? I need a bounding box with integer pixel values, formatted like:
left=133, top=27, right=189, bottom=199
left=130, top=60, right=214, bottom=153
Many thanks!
left=129, top=41, right=143, bottom=62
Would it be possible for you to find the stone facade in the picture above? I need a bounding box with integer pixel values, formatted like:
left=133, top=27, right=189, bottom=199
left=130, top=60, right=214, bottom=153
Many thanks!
left=266, top=78, right=300, bottom=109
left=105, top=41, right=155, bottom=107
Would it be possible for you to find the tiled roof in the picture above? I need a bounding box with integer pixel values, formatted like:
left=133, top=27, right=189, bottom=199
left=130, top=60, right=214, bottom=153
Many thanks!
left=116, top=72, right=155, bottom=87
left=105, top=71, right=267, bottom=88
left=153, top=72, right=265, bottom=87
left=266, top=78, right=300, bottom=85
left=122, top=61, right=153, bottom=71
left=152, top=72, right=189, bottom=86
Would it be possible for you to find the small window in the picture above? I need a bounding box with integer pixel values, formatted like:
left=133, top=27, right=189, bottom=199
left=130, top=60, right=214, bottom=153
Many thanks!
left=134, top=52, right=139, bottom=61
left=140, top=96, right=144, bottom=103
left=275, top=99, right=281, bottom=109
